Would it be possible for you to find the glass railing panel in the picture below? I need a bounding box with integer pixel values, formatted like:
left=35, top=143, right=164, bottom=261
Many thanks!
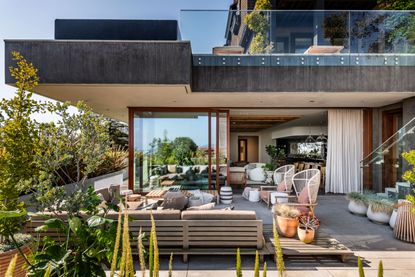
left=361, top=116, right=415, bottom=168
left=350, top=11, right=415, bottom=54
left=180, top=10, right=415, bottom=55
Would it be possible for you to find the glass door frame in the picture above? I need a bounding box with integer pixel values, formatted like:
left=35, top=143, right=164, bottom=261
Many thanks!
left=128, top=107, right=230, bottom=193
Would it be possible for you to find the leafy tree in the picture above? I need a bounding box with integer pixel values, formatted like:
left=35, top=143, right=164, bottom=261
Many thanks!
left=107, top=118, right=128, bottom=150
left=402, top=151, right=415, bottom=211
left=376, top=0, right=415, bottom=10
left=244, top=0, right=273, bottom=54
left=171, top=137, right=198, bottom=165
left=0, top=51, right=40, bottom=246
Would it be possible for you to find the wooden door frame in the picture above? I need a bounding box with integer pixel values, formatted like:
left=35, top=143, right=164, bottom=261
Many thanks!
left=381, top=108, right=403, bottom=190
left=238, top=138, right=248, bottom=162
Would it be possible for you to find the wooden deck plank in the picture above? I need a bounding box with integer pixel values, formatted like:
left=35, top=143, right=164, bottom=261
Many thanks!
left=269, top=233, right=353, bottom=262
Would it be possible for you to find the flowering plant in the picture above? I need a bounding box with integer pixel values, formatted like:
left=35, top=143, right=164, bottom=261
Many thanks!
left=299, top=215, right=320, bottom=231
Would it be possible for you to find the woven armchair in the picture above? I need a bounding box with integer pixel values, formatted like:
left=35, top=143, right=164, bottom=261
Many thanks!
left=260, top=165, right=295, bottom=207
left=274, top=169, right=320, bottom=215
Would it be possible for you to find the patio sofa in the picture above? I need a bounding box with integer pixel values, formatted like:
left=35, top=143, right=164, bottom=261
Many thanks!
left=25, top=210, right=264, bottom=262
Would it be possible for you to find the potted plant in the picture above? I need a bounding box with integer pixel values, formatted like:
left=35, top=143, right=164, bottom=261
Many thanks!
left=298, top=215, right=320, bottom=244
left=346, top=192, right=368, bottom=216
left=274, top=205, right=301, bottom=238
left=366, top=196, right=395, bottom=224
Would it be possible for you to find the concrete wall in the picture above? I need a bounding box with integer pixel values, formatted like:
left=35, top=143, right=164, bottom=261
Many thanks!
left=192, top=66, right=415, bottom=92
left=5, top=40, right=192, bottom=85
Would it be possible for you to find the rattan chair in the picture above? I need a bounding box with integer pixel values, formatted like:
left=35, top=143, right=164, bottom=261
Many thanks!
left=394, top=200, right=415, bottom=243
left=275, top=169, right=321, bottom=214
left=260, top=165, right=295, bottom=207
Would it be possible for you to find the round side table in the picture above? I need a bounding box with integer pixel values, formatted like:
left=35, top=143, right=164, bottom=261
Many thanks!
left=248, top=189, right=260, bottom=202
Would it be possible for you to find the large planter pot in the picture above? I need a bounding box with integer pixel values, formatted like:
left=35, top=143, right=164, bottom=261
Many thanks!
left=348, top=200, right=368, bottom=216
left=0, top=243, right=31, bottom=277
left=367, top=205, right=391, bottom=224
left=389, top=209, right=398, bottom=229
left=276, top=215, right=299, bottom=238
left=297, top=226, right=315, bottom=244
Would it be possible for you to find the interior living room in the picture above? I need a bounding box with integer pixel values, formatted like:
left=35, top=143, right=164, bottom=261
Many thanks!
left=229, top=109, right=327, bottom=190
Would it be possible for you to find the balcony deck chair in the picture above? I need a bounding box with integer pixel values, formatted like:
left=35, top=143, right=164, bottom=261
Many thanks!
left=274, top=169, right=321, bottom=215
left=260, top=165, right=295, bottom=207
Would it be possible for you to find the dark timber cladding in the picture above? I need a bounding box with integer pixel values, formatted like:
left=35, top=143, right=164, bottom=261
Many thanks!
left=4, top=40, right=192, bottom=85
left=55, top=19, right=178, bottom=40
left=192, top=66, right=415, bottom=92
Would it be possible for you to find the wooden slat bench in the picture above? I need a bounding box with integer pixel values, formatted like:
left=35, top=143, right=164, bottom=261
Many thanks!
left=25, top=210, right=264, bottom=262
left=268, top=233, right=354, bottom=262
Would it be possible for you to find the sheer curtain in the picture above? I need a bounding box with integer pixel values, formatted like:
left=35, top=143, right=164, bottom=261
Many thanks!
left=326, top=109, right=363, bottom=193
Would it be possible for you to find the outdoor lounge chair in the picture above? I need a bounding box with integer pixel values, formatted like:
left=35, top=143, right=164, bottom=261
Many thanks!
left=274, top=169, right=320, bottom=215
left=260, top=165, right=295, bottom=207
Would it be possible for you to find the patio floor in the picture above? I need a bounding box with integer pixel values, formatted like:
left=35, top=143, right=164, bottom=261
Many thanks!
left=108, top=190, right=415, bottom=276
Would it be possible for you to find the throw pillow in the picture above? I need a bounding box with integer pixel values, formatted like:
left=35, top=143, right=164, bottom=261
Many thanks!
left=167, top=165, right=177, bottom=173
left=187, top=203, right=215, bottom=210
left=162, top=191, right=188, bottom=210
left=277, top=181, right=287, bottom=192
left=249, top=167, right=266, bottom=182
left=298, top=188, right=309, bottom=204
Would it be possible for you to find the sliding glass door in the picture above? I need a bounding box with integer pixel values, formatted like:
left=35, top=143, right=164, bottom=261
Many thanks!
left=129, top=109, right=229, bottom=192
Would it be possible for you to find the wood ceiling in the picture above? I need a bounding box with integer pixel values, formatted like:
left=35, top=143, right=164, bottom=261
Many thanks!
left=230, top=115, right=299, bottom=132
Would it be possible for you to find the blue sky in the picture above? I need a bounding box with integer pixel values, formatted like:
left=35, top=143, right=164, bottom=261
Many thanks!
left=0, top=0, right=231, bottom=122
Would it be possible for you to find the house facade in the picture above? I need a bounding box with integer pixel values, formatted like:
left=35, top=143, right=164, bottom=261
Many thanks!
left=4, top=0, right=415, bottom=194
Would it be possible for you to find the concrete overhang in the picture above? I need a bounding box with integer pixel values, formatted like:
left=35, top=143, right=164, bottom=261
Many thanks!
left=4, top=40, right=415, bottom=122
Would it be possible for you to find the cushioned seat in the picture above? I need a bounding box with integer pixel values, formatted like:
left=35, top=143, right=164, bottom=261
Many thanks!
left=107, top=210, right=181, bottom=220
left=181, top=210, right=257, bottom=220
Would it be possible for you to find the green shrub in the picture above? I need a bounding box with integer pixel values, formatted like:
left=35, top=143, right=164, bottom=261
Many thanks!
left=262, top=261, right=267, bottom=277
left=273, top=219, right=285, bottom=277
left=236, top=248, right=242, bottom=277
left=254, top=250, right=260, bottom=277
left=358, top=256, right=365, bottom=277
left=346, top=192, right=368, bottom=206
left=378, top=260, right=383, bottom=277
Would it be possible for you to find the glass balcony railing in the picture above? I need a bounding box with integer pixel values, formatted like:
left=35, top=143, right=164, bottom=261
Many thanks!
left=180, top=10, right=415, bottom=55
left=361, top=116, right=415, bottom=169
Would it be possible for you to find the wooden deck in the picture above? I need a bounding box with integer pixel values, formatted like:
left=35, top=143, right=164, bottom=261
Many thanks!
left=267, top=232, right=354, bottom=262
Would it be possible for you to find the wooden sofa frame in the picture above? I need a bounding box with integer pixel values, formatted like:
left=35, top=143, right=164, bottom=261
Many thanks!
left=26, top=212, right=264, bottom=262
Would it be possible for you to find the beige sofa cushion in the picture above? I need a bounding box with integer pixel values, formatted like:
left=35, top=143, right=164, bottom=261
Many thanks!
left=107, top=210, right=181, bottom=220
left=181, top=210, right=257, bottom=220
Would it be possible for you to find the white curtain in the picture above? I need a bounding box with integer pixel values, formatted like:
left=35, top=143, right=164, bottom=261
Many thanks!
left=326, top=109, right=363, bottom=193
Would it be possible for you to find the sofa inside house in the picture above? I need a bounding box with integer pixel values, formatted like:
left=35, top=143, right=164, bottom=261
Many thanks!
left=229, top=162, right=268, bottom=187
left=149, top=164, right=227, bottom=190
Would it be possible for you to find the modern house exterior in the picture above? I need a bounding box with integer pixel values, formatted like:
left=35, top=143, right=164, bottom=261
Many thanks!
left=4, top=0, right=415, bottom=195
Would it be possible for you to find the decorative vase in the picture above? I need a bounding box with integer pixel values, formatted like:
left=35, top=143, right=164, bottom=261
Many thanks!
left=348, top=200, right=368, bottom=216
left=276, top=215, right=299, bottom=238
left=220, top=186, right=233, bottom=204
left=0, top=243, right=31, bottom=277
left=297, top=226, right=315, bottom=244
left=367, top=205, right=391, bottom=224
left=389, top=209, right=398, bottom=229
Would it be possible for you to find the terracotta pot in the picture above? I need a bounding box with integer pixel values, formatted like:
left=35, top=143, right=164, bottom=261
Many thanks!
left=0, top=243, right=31, bottom=277
left=297, top=226, right=315, bottom=244
left=276, top=215, right=299, bottom=238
